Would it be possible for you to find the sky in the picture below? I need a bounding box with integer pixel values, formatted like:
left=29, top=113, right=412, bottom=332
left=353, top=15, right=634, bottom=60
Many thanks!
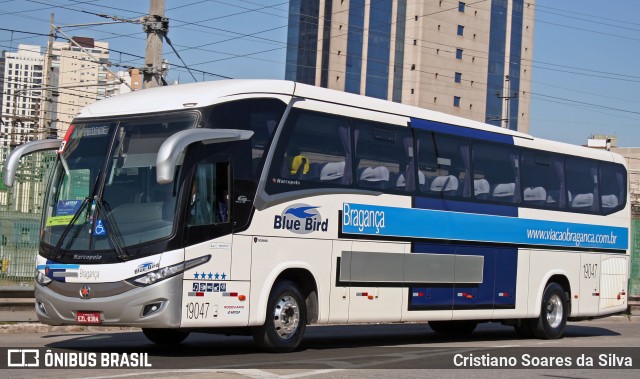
left=0, top=0, right=639, bottom=147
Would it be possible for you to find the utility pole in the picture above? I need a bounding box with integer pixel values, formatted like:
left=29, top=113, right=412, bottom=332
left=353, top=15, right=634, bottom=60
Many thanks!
left=142, top=0, right=167, bottom=88
left=497, top=75, right=517, bottom=130
left=42, top=13, right=55, bottom=139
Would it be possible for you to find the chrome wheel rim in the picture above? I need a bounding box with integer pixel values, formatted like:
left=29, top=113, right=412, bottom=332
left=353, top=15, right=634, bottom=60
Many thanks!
left=546, top=294, right=563, bottom=329
left=272, top=295, right=300, bottom=339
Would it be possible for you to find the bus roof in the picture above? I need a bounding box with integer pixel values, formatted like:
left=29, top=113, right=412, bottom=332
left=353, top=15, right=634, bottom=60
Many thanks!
left=75, top=79, right=619, bottom=163
left=76, top=79, right=295, bottom=118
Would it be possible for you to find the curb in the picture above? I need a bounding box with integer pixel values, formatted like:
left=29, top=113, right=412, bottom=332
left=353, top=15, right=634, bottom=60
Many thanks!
left=0, top=323, right=138, bottom=334
left=0, top=286, right=34, bottom=298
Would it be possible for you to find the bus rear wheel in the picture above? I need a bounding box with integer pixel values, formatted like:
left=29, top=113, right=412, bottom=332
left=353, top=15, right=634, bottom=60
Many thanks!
left=142, top=328, right=190, bottom=345
left=528, top=282, right=568, bottom=339
left=428, top=320, right=477, bottom=336
left=252, top=280, right=307, bottom=352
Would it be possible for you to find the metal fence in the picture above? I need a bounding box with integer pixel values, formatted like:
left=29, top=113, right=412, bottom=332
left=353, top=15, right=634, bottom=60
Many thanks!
left=0, top=149, right=56, bottom=286
left=631, top=218, right=640, bottom=295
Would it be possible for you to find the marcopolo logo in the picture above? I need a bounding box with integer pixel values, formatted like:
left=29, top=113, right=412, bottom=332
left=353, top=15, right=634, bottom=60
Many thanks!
left=274, top=204, right=329, bottom=234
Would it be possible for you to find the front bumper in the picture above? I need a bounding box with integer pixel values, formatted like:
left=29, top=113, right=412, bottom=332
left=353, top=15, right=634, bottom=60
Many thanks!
left=35, top=274, right=183, bottom=327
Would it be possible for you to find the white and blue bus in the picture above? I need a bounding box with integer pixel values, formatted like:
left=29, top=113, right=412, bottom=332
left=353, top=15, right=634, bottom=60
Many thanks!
left=4, top=80, right=629, bottom=351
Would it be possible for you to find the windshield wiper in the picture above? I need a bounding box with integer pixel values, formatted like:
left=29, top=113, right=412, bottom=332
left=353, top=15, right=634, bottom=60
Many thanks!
left=92, top=197, right=129, bottom=261
left=51, top=196, right=90, bottom=259
left=51, top=169, right=130, bottom=261
left=52, top=169, right=104, bottom=258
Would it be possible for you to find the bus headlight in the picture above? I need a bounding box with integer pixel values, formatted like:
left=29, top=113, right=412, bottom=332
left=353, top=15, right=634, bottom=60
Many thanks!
left=127, top=255, right=211, bottom=287
left=35, top=269, right=52, bottom=286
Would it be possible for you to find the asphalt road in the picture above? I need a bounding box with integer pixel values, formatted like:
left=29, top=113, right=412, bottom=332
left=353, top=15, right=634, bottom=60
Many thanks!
left=1, top=317, right=638, bottom=378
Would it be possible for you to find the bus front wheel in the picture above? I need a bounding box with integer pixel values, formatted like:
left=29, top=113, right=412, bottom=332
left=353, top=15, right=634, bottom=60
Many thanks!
left=528, top=282, right=568, bottom=339
left=142, top=328, right=190, bottom=345
left=252, top=280, right=307, bottom=352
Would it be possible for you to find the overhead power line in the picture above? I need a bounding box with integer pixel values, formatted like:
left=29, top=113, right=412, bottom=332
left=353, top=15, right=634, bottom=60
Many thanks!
left=2, top=1, right=639, bottom=126
left=164, top=34, right=197, bottom=82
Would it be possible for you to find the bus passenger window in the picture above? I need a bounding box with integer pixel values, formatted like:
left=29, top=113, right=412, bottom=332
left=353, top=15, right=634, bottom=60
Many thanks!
left=354, top=121, right=414, bottom=192
left=267, top=110, right=352, bottom=194
left=521, top=151, right=564, bottom=209
left=599, top=163, right=626, bottom=214
left=566, top=158, right=598, bottom=212
left=472, top=143, right=519, bottom=203
left=417, top=131, right=471, bottom=198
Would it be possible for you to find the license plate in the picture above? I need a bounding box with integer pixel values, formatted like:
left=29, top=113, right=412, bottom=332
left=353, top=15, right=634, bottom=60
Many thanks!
left=76, top=311, right=101, bottom=324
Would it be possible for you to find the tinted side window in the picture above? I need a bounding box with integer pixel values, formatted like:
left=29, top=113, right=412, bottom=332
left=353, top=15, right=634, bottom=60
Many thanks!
left=416, top=132, right=471, bottom=199
left=600, top=162, right=626, bottom=214
left=266, top=109, right=352, bottom=194
left=472, top=143, right=520, bottom=204
left=187, top=162, right=230, bottom=227
left=354, top=120, right=414, bottom=192
left=521, top=151, right=565, bottom=208
left=566, top=158, right=599, bottom=212
left=208, top=98, right=287, bottom=178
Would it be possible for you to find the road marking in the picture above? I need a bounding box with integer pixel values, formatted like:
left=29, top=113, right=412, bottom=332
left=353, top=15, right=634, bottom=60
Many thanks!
left=82, top=369, right=344, bottom=379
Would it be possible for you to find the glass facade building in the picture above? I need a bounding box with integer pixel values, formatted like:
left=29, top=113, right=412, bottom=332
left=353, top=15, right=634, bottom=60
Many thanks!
left=364, top=0, right=392, bottom=99
left=285, top=0, right=533, bottom=133
left=485, top=0, right=524, bottom=131
left=345, top=0, right=365, bottom=94
left=285, top=0, right=320, bottom=84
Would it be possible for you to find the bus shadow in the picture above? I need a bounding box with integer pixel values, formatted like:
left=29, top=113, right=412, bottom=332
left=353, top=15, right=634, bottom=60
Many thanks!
left=44, top=321, right=621, bottom=358
left=299, top=322, right=621, bottom=350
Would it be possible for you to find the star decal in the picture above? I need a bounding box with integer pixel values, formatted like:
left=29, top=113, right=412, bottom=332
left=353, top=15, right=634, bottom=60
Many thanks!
left=200, top=272, right=206, bottom=279
left=214, top=272, right=220, bottom=280
left=207, top=272, right=213, bottom=280
left=193, top=272, right=199, bottom=279
left=221, top=272, right=227, bottom=280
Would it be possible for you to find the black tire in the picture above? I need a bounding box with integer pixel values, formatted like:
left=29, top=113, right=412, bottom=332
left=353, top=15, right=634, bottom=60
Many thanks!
left=529, top=282, right=568, bottom=339
left=429, top=320, right=477, bottom=336
left=142, top=328, right=190, bottom=345
left=252, top=280, right=307, bottom=352
left=514, top=319, right=534, bottom=338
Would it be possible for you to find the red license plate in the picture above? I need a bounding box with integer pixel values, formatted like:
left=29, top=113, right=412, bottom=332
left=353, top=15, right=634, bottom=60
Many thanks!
left=76, top=311, right=101, bottom=324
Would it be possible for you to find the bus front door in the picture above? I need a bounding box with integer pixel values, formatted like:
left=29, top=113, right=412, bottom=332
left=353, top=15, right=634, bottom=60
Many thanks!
left=181, top=157, right=246, bottom=327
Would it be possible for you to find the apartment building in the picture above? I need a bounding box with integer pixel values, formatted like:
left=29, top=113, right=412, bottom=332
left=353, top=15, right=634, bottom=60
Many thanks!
left=0, top=44, right=45, bottom=147
left=49, top=37, right=111, bottom=137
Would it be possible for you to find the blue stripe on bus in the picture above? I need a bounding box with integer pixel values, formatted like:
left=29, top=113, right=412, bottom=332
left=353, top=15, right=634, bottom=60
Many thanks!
left=409, top=243, right=517, bottom=310
left=410, top=117, right=514, bottom=145
left=341, top=203, right=629, bottom=250
left=35, top=262, right=80, bottom=283
left=414, top=196, right=518, bottom=217
left=36, top=264, right=80, bottom=270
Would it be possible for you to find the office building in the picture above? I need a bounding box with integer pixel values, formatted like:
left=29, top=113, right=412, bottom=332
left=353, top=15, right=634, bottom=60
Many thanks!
left=286, top=0, right=535, bottom=133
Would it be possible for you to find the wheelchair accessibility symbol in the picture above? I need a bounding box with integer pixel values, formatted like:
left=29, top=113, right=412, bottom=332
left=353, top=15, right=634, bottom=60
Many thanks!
left=94, top=219, right=107, bottom=236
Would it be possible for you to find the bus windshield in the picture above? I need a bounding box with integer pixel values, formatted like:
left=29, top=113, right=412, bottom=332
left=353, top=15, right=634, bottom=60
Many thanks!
left=42, top=113, right=197, bottom=253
